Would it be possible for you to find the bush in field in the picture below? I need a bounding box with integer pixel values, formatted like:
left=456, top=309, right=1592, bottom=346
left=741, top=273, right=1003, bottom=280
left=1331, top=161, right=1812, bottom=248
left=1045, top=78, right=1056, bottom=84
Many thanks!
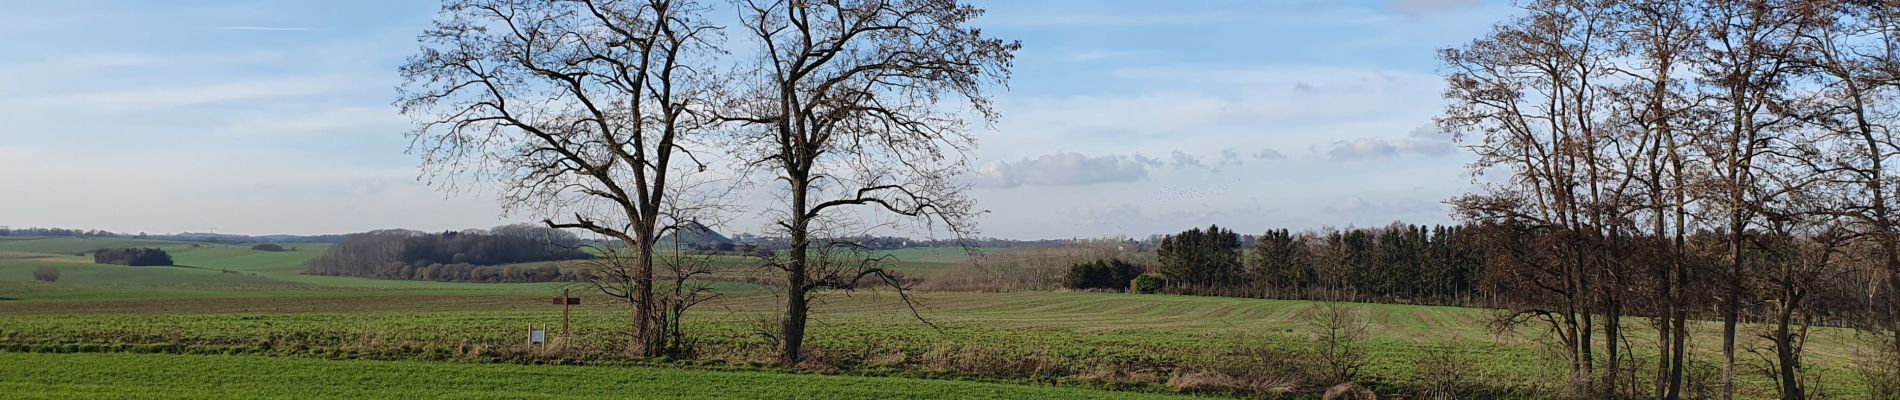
left=32, top=266, right=58, bottom=282
left=250, top=243, right=287, bottom=252
left=1862, top=343, right=1900, bottom=400
left=1414, top=345, right=1478, bottom=399
left=1064, top=259, right=1144, bottom=291
left=1130, top=273, right=1167, bottom=294
left=92, top=248, right=173, bottom=266
left=1307, top=302, right=1369, bottom=385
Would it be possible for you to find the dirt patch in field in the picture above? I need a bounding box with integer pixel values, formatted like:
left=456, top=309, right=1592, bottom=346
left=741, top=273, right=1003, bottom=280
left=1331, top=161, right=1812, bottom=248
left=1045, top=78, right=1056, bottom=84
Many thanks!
left=0, top=252, right=54, bottom=261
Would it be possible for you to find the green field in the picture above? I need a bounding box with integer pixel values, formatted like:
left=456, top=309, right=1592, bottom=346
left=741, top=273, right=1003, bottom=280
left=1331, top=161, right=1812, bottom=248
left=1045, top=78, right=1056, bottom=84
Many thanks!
left=0, top=352, right=1192, bottom=399
left=0, top=237, right=1888, bottom=399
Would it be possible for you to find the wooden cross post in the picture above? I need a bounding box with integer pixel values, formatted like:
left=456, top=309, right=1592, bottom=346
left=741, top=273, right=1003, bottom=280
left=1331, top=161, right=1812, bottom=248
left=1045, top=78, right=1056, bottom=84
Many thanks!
left=561, top=288, right=570, bottom=340
left=551, top=289, right=580, bottom=345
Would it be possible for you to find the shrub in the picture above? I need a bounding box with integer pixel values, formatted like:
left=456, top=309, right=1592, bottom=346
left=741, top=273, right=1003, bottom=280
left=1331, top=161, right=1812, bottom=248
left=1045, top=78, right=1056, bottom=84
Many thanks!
left=92, top=248, right=173, bottom=266
left=1308, top=302, right=1369, bottom=385
left=32, top=266, right=58, bottom=282
left=1130, top=273, right=1167, bottom=294
left=1415, top=345, right=1477, bottom=399
left=1862, top=343, right=1900, bottom=400
left=250, top=243, right=287, bottom=252
left=1064, top=259, right=1144, bottom=291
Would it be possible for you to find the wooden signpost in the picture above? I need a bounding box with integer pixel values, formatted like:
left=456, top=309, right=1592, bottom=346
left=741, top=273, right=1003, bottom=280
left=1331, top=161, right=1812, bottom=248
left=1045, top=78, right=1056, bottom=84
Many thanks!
left=550, top=288, right=580, bottom=345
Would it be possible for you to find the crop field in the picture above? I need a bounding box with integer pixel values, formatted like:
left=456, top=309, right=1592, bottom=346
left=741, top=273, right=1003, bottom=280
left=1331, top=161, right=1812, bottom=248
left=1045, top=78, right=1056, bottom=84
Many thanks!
left=0, top=237, right=1889, bottom=399
left=0, top=352, right=1193, bottom=399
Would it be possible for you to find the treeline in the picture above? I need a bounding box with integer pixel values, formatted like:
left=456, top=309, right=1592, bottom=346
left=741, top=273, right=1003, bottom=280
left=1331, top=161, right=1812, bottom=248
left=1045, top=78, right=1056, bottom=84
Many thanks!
left=92, top=248, right=173, bottom=266
left=1112, top=224, right=1486, bottom=305
left=305, top=225, right=589, bottom=283
left=733, top=234, right=1109, bottom=251
left=1127, top=217, right=1898, bottom=398
left=1247, top=224, right=1484, bottom=305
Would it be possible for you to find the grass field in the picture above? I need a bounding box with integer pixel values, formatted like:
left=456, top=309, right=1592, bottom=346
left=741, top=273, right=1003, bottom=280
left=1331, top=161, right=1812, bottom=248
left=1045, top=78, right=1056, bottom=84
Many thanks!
left=0, top=237, right=963, bottom=301
left=0, top=236, right=1889, bottom=399
left=0, top=352, right=1194, bottom=399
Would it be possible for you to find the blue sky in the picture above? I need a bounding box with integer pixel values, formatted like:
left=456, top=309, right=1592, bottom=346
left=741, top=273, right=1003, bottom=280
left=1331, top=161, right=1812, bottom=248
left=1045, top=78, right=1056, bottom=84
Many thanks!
left=0, top=0, right=1517, bottom=239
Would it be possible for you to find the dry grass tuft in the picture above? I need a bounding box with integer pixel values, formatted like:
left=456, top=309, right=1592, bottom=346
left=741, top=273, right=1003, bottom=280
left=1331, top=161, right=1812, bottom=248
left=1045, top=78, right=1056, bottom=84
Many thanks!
left=1323, top=382, right=1377, bottom=400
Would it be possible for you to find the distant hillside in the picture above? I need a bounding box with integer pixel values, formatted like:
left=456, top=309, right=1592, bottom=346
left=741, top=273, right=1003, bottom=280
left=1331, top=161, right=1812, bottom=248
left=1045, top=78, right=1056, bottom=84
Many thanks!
left=162, top=232, right=345, bottom=244
left=656, top=221, right=732, bottom=250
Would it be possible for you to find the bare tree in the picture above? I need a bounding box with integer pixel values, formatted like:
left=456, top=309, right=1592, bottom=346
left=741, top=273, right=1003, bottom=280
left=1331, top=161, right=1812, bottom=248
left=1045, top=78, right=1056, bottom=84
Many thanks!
left=723, top=0, right=1017, bottom=365
left=1608, top=2, right=1704, bottom=397
left=1308, top=301, right=1371, bottom=386
left=396, top=0, right=723, bottom=356
left=1782, top=0, right=1900, bottom=368
left=1689, top=2, right=1810, bottom=397
left=1438, top=0, right=1623, bottom=393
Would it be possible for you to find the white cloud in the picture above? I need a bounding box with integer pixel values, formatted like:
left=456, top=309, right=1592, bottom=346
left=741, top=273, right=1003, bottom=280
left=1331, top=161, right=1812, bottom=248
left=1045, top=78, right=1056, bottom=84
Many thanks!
left=0, top=145, right=509, bottom=235
left=972, top=63, right=1466, bottom=237
left=216, top=106, right=404, bottom=138
left=1324, top=126, right=1457, bottom=161
left=1324, top=196, right=1443, bottom=216
left=976, top=152, right=1156, bottom=188
left=21, top=78, right=338, bottom=112
left=1113, top=65, right=1439, bottom=89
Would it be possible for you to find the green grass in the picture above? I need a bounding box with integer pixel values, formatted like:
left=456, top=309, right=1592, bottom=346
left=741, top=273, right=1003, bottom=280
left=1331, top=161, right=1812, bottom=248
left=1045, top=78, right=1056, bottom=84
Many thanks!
left=0, top=352, right=1193, bottom=399
left=0, top=238, right=759, bottom=300
left=0, top=237, right=1885, bottom=398
left=0, top=238, right=976, bottom=302
left=5, top=290, right=1883, bottom=398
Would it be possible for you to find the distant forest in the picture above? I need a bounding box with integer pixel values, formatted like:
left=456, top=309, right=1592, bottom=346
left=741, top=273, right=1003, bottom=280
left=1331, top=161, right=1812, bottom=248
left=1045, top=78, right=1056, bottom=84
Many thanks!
left=1122, top=222, right=1882, bottom=328
left=91, top=248, right=173, bottom=267
left=304, top=225, right=591, bottom=283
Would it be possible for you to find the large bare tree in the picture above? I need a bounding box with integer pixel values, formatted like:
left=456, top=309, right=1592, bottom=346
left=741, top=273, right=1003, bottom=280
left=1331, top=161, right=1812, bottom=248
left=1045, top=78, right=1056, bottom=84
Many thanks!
left=1690, top=2, right=1809, bottom=396
left=1440, top=0, right=1624, bottom=394
left=1783, top=0, right=1900, bottom=367
left=1608, top=1, right=1703, bottom=397
left=724, top=0, right=1017, bottom=365
left=395, top=0, right=723, bottom=356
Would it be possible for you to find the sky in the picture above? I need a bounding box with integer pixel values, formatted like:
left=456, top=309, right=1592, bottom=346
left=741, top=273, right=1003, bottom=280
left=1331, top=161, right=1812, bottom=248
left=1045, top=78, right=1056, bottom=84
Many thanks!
left=0, top=0, right=1520, bottom=239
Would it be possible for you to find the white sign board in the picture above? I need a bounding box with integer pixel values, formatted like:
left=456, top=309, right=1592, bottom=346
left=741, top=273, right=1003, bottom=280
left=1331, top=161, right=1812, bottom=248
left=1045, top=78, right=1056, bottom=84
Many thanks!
left=529, top=329, right=546, bottom=344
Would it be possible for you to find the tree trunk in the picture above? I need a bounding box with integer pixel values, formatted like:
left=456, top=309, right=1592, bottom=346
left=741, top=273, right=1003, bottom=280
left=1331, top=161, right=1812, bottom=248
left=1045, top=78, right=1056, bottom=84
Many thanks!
left=1774, top=288, right=1803, bottom=400
left=634, top=234, right=658, bottom=356
left=1668, top=121, right=1690, bottom=400
left=1657, top=305, right=1671, bottom=400
left=1770, top=274, right=1801, bottom=400
left=779, top=270, right=808, bottom=365
left=1723, top=215, right=1744, bottom=400
left=1668, top=257, right=1689, bottom=400
left=1606, top=295, right=1622, bottom=398
left=778, top=176, right=811, bottom=366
